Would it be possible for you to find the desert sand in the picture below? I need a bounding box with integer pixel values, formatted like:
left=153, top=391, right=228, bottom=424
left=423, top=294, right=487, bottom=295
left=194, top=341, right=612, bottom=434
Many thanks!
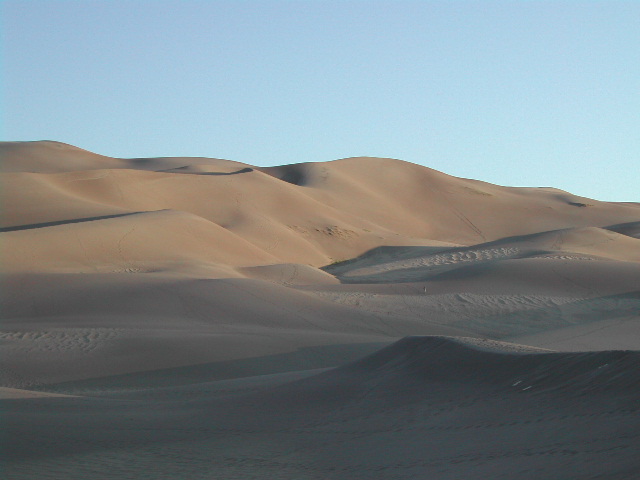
left=2, top=140, right=639, bottom=479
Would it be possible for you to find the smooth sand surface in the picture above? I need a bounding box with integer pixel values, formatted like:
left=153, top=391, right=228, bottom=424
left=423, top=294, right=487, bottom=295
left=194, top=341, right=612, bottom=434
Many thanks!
left=2, top=141, right=640, bottom=478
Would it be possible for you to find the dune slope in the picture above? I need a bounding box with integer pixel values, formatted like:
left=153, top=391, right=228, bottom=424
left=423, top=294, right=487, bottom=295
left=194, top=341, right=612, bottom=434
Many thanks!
left=3, top=337, right=640, bottom=479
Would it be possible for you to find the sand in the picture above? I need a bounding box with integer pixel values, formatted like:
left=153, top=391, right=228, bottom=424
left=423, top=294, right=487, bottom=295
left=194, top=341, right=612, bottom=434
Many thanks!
left=2, top=140, right=639, bottom=479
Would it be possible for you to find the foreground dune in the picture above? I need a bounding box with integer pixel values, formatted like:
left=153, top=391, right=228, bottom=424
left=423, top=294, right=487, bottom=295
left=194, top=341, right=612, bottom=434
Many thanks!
left=3, top=337, right=640, bottom=479
left=1, top=141, right=639, bottom=478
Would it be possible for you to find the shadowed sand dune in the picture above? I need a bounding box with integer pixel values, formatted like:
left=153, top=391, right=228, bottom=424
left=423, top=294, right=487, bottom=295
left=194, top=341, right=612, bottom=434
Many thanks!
left=322, top=336, right=640, bottom=392
left=2, top=141, right=640, bottom=478
left=3, top=337, right=640, bottom=479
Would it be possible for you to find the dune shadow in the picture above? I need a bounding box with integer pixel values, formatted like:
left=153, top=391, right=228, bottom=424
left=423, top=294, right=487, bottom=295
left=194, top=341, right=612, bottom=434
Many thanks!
left=321, top=219, right=640, bottom=285
left=324, top=245, right=450, bottom=270
left=322, top=244, right=540, bottom=284
left=196, top=167, right=254, bottom=176
left=159, top=167, right=254, bottom=176
left=0, top=212, right=147, bottom=233
left=604, top=220, right=640, bottom=239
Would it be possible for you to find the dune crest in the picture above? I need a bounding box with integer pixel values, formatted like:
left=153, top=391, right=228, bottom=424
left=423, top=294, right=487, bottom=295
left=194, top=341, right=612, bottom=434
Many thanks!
left=330, top=335, right=640, bottom=392
left=4, top=141, right=640, bottom=268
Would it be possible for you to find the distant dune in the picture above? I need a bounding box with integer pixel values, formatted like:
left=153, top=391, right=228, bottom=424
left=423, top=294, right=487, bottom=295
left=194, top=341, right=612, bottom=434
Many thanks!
left=2, top=141, right=639, bottom=479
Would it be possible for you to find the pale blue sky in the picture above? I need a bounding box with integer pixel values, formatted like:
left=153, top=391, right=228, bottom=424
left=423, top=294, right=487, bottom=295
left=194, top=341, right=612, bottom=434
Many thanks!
left=2, top=1, right=639, bottom=201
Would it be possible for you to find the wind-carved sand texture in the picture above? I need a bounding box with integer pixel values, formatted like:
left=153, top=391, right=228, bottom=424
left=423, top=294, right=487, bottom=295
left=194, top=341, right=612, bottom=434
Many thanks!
left=2, top=141, right=640, bottom=479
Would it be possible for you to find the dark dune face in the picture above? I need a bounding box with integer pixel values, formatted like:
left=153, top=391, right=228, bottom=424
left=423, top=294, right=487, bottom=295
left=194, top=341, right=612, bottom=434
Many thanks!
left=324, top=336, right=640, bottom=394
left=4, top=336, right=640, bottom=479
left=1, top=141, right=640, bottom=479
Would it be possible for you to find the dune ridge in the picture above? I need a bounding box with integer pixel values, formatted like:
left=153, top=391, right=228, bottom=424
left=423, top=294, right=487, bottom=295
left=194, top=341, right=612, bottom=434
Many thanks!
left=326, top=336, right=640, bottom=393
left=4, top=141, right=640, bottom=269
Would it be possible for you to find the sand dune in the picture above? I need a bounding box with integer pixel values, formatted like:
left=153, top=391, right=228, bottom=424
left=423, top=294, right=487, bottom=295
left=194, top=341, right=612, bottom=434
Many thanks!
left=0, top=140, right=242, bottom=173
left=325, top=224, right=640, bottom=282
left=4, top=141, right=640, bottom=267
left=327, top=336, right=639, bottom=390
left=2, top=141, right=639, bottom=378
left=606, top=220, right=640, bottom=239
left=512, top=314, right=640, bottom=352
left=2, top=140, right=640, bottom=478
left=2, top=272, right=472, bottom=388
left=3, top=337, right=640, bottom=479
left=2, top=209, right=278, bottom=273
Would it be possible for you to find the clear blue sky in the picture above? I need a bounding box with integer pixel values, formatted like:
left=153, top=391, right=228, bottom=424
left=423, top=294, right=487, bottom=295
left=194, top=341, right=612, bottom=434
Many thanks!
left=2, top=1, right=638, bottom=201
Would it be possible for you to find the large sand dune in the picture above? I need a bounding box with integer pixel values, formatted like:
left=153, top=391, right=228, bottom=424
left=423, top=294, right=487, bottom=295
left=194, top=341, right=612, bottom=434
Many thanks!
left=2, top=140, right=639, bottom=478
